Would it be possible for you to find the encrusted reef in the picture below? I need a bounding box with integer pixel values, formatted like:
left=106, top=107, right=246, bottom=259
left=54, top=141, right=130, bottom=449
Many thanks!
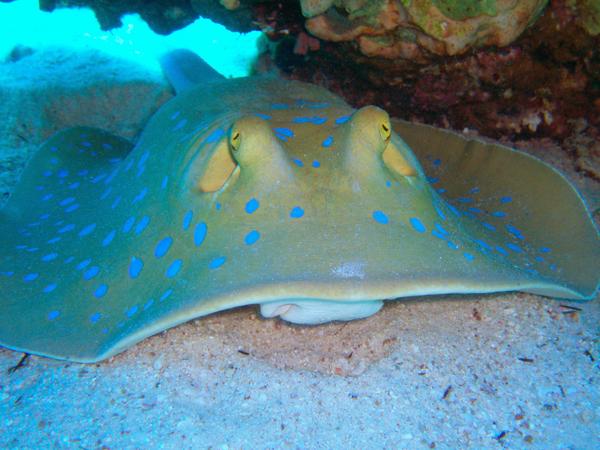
left=301, top=0, right=548, bottom=61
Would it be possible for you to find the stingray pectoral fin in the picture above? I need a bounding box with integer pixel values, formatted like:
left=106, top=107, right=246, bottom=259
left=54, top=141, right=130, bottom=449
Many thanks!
left=260, top=299, right=384, bottom=324
left=392, top=119, right=600, bottom=299
left=1, top=127, right=132, bottom=222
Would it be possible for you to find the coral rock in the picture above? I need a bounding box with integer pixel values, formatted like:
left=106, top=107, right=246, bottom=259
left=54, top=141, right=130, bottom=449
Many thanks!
left=304, top=0, right=549, bottom=59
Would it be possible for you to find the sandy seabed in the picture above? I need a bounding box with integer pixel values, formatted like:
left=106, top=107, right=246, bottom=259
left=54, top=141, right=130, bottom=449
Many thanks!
left=0, top=48, right=598, bottom=449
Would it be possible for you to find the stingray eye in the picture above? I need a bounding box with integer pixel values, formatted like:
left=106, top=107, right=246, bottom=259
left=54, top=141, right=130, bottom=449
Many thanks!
left=230, top=130, right=241, bottom=152
left=379, top=122, right=391, bottom=142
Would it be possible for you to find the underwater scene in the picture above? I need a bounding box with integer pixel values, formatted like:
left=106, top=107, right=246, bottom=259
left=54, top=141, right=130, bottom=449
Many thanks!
left=0, top=0, right=599, bottom=448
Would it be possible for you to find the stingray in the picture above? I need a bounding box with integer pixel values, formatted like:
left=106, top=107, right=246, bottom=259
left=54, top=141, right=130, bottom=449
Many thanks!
left=0, top=50, right=598, bottom=362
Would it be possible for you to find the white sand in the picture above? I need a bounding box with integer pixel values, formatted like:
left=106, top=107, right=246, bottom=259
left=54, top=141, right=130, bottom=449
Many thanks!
left=0, top=48, right=598, bottom=449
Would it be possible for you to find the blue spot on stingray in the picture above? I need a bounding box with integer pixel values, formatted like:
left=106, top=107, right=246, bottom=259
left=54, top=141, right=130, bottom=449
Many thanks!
left=64, top=256, right=75, bottom=264
left=506, top=224, right=524, bottom=240
left=410, top=217, right=426, bottom=233
left=135, top=216, right=151, bottom=235
left=335, top=115, right=350, bottom=124
left=57, top=169, right=69, bottom=178
left=102, top=230, right=116, bottom=247
left=426, top=177, right=439, bottom=184
left=491, top=211, right=506, bottom=218
left=194, top=222, right=208, bottom=246
left=59, top=197, right=75, bottom=206
left=137, top=151, right=150, bottom=167
left=126, top=306, right=138, bottom=318
left=132, top=187, right=147, bottom=204
left=143, top=299, right=154, bottom=310
left=434, top=223, right=449, bottom=236
left=274, top=127, right=294, bottom=137
left=43, top=283, right=57, bottom=293
left=495, top=245, right=508, bottom=256
left=437, top=188, right=447, bottom=194
left=312, top=160, right=321, bottom=168
left=215, top=202, right=221, bottom=210
left=433, top=158, right=441, bottom=167
left=78, top=223, right=96, bottom=237
left=482, top=222, right=496, bottom=232
left=90, top=312, right=102, bottom=323
left=83, top=266, right=100, bottom=280
left=500, top=196, right=512, bottom=203
left=539, top=247, right=551, bottom=253
left=94, top=284, right=108, bottom=298
left=291, top=116, right=309, bottom=124
left=160, top=289, right=173, bottom=301
left=535, top=255, right=545, bottom=263
left=432, top=229, right=446, bottom=240
left=155, top=237, right=173, bottom=258
left=434, top=203, right=446, bottom=221
left=170, top=111, right=180, bottom=120
left=447, top=204, right=461, bottom=217
left=506, top=243, right=523, bottom=253
left=58, top=224, right=75, bottom=234
left=293, top=158, right=304, bottom=167
left=123, top=217, right=135, bottom=233
left=129, top=257, right=143, bottom=279
left=100, top=187, right=112, bottom=200
left=245, top=230, right=260, bottom=245
left=23, top=273, right=38, bottom=282
left=76, top=259, right=92, bottom=270
left=245, top=198, right=260, bottom=214
left=322, top=135, right=334, bottom=147
left=92, top=173, right=107, bottom=184
left=78, top=169, right=89, bottom=177
left=463, top=252, right=475, bottom=261
left=372, top=211, right=389, bottom=224
left=42, top=253, right=58, bottom=262
left=68, top=182, right=80, bottom=190
left=447, top=241, right=459, bottom=250
left=47, top=310, right=60, bottom=321
left=111, top=196, right=121, bottom=209
left=183, top=210, right=193, bottom=230
left=473, top=239, right=492, bottom=250
left=209, top=256, right=226, bottom=269
left=292, top=116, right=327, bottom=125
left=290, top=206, right=304, bottom=219
left=385, top=180, right=391, bottom=188
left=271, top=103, right=288, bottom=110
left=174, top=118, right=188, bottom=131
left=457, top=197, right=473, bottom=204
left=468, top=207, right=483, bottom=214
left=161, top=175, right=169, bottom=189
left=205, top=128, right=225, bottom=144
left=254, top=113, right=272, bottom=120
left=65, top=204, right=80, bottom=213
left=43, top=170, right=53, bottom=177
left=166, top=259, right=183, bottom=278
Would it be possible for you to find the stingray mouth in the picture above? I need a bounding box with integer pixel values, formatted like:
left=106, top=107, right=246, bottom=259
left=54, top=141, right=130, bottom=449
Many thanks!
left=259, top=298, right=384, bottom=324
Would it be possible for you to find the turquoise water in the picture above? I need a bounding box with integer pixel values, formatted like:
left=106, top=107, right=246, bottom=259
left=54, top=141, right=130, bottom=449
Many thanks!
left=0, top=0, right=262, bottom=77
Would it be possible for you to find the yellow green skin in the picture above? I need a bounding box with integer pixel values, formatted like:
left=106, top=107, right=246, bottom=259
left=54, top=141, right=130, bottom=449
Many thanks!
left=0, top=76, right=598, bottom=362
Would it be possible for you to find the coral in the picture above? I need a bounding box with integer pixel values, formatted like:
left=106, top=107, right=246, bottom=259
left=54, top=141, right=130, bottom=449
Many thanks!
left=303, top=0, right=549, bottom=59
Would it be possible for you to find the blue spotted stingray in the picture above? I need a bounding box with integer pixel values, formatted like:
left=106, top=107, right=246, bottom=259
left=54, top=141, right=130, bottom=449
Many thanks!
left=0, top=50, right=599, bottom=362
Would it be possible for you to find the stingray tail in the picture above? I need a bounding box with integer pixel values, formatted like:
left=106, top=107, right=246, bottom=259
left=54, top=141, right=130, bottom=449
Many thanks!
left=160, top=49, right=224, bottom=94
